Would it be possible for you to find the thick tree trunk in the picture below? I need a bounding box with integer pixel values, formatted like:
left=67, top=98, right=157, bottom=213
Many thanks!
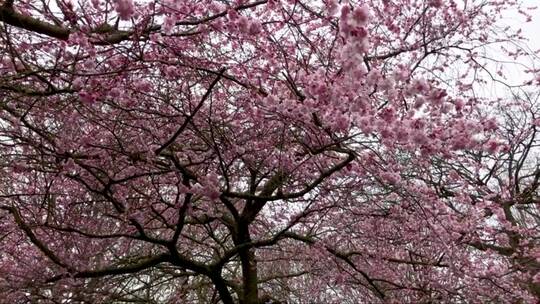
left=237, top=222, right=258, bottom=304
left=240, top=248, right=258, bottom=304
left=210, top=273, right=235, bottom=304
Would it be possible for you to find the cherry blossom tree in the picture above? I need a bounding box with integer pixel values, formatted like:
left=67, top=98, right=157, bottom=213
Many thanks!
left=0, top=0, right=538, bottom=303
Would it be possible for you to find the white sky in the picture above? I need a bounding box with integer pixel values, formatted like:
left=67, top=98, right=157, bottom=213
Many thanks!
left=513, top=0, right=540, bottom=51
left=499, top=0, right=540, bottom=80
left=465, top=0, right=540, bottom=101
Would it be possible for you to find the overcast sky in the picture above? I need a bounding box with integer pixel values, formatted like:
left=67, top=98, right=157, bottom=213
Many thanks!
left=470, top=1, right=540, bottom=99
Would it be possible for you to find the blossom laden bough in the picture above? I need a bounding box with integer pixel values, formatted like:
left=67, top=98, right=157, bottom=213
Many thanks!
left=0, top=0, right=538, bottom=303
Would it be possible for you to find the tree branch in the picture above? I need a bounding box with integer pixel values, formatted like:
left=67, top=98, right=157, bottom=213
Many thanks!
left=0, top=5, right=71, bottom=39
left=1, top=206, right=69, bottom=269
left=155, top=69, right=225, bottom=155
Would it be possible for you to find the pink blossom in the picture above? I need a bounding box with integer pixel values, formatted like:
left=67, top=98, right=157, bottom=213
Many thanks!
left=72, top=77, right=84, bottom=89
left=484, top=139, right=500, bottom=154
left=358, top=116, right=374, bottom=134
left=334, top=114, right=350, bottom=131
left=351, top=6, right=369, bottom=26
left=327, top=0, right=339, bottom=16
left=227, top=9, right=240, bottom=21
left=411, top=131, right=428, bottom=145
left=379, top=106, right=396, bottom=123
left=91, top=0, right=100, bottom=9
left=429, top=0, right=443, bottom=8
left=340, top=5, right=350, bottom=21
left=379, top=77, right=395, bottom=91
left=0, top=1, right=535, bottom=302
left=163, top=16, right=176, bottom=34
left=411, top=78, right=430, bottom=94
left=395, top=126, right=409, bottom=141
left=451, top=134, right=472, bottom=150
left=133, top=79, right=152, bottom=92
left=248, top=20, right=263, bottom=35
left=366, top=68, right=381, bottom=86
left=454, top=98, right=465, bottom=111
left=109, top=87, right=121, bottom=98
left=79, top=90, right=96, bottom=104
left=380, top=172, right=401, bottom=185
left=394, top=65, right=409, bottom=81
left=236, top=16, right=250, bottom=33
left=427, top=88, right=447, bottom=105
left=380, top=127, right=394, bottom=139
left=413, top=96, right=426, bottom=109
left=115, top=0, right=135, bottom=20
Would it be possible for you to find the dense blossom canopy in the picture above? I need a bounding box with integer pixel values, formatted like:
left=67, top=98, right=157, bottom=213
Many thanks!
left=0, top=0, right=538, bottom=303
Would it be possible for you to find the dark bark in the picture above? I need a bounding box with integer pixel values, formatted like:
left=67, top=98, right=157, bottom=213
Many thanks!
left=237, top=223, right=258, bottom=304
left=0, top=5, right=71, bottom=39
left=209, top=270, right=235, bottom=304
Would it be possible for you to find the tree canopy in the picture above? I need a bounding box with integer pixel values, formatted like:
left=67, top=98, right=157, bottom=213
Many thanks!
left=0, top=0, right=538, bottom=303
